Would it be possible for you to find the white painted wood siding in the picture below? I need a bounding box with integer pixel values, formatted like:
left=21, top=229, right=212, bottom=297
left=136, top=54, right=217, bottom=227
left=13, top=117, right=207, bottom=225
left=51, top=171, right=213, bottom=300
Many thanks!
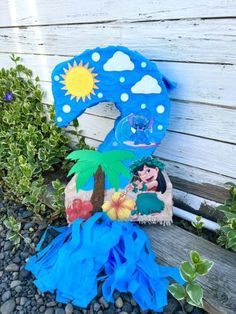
left=0, top=0, right=235, bottom=217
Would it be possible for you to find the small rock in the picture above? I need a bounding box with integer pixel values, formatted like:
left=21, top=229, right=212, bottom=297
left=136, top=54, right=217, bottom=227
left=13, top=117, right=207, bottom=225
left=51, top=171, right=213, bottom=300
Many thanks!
left=15, top=285, right=23, bottom=293
left=20, top=297, right=28, bottom=306
left=0, top=252, right=4, bottom=259
left=39, top=305, right=46, bottom=312
left=119, top=312, right=128, bottom=314
left=93, top=302, right=101, bottom=311
left=23, top=222, right=34, bottom=230
left=55, top=308, right=65, bottom=314
left=115, top=297, right=124, bottom=308
left=10, top=280, right=21, bottom=288
left=4, top=241, right=12, bottom=251
left=20, top=269, right=30, bottom=279
left=45, top=309, right=55, bottom=314
left=130, top=299, right=137, bottom=306
left=2, top=291, right=11, bottom=302
left=65, top=303, right=73, bottom=314
left=184, top=303, right=194, bottom=313
left=99, top=296, right=109, bottom=309
left=0, top=299, right=16, bottom=314
left=47, top=301, right=57, bottom=307
left=122, top=302, right=133, bottom=313
left=22, top=210, right=33, bottom=218
left=5, top=263, right=19, bottom=272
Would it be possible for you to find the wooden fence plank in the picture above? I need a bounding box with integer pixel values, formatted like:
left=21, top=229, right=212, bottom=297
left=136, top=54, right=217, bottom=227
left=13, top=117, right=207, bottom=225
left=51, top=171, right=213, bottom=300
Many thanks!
left=0, top=19, right=235, bottom=64
left=143, top=223, right=236, bottom=314
left=65, top=113, right=236, bottom=178
left=1, top=0, right=236, bottom=27
left=1, top=53, right=235, bottom=108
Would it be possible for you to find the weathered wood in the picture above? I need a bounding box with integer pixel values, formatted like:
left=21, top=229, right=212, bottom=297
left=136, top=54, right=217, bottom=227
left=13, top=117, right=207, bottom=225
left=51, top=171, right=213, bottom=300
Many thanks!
left=1, top=0, right=236, bottom=27
left=143, top=223, right=236, bottom=314
left=44, top=99, right=236, bottom=144
left=0, top=18, right=236, bottom=64
left=1, top=53, right=236, bottom=107
left=65, top=113, right=236, bottom=177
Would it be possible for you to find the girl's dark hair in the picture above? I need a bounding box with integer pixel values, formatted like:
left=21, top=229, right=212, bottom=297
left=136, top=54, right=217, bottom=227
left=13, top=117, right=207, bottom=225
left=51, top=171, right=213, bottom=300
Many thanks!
left=131, top=164, right=167, bottom=194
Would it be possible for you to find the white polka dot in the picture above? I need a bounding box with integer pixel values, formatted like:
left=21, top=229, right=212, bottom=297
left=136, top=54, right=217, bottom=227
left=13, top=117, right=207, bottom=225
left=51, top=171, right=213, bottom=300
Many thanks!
left=141, top=62, right=147, bottom=68
left=141, top=103, right=146, bottom=109
left=156, top=105, right=165, bottom=114
left=57, top=116, right=62, bottom=123
left=97, top=92, right=103, bottom=98
left=120, top=77, right=125, bottom=83
left=54, top=75, right=60, bottom=81
left=113, top=141, right=118, bottom=147
left=120, top=93, right=129, bottom=102
left=157, top=124, right=163, bottom=130
left=63, top=104, right=71, bottom=113
left=92, top=52, right=100, bottom=62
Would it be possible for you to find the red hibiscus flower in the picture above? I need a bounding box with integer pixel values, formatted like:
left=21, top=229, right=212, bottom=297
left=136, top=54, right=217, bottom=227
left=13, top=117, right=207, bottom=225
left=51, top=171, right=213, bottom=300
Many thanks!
left=66, top=199, right=93, bottom=223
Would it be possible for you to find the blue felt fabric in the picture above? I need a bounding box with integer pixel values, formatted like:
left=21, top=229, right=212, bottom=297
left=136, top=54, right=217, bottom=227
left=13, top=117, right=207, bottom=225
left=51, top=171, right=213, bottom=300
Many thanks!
left=25, top=213, right=184, bottom=312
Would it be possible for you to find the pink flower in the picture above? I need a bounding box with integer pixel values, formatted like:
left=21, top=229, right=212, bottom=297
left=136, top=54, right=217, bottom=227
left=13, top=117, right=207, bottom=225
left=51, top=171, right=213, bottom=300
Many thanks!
left=66, top=199, right=93, bottom=223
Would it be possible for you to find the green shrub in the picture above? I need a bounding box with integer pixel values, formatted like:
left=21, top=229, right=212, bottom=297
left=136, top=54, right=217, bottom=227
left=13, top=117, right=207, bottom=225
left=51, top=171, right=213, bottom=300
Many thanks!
left=168, top=251, right=214, bottom=309
left=0, top=54, right=85, bottom=218
left=217, top=182, right=236, bottom=252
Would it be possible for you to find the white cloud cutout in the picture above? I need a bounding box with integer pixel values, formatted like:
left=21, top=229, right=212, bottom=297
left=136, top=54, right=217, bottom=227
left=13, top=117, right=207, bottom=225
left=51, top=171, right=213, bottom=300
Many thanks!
left=103, top=51, right=134, bottom=71
left=131, top=75, right=162, bottom=94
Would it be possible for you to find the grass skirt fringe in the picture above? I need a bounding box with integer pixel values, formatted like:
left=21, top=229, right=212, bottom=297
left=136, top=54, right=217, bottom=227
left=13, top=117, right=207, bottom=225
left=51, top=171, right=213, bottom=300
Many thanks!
left=25, top=213, right=184, bottom=312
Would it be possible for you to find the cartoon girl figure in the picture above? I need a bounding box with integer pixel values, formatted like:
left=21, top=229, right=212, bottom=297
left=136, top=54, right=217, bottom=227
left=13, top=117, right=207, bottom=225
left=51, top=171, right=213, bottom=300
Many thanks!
left=127, top=157, right=167, bottom=216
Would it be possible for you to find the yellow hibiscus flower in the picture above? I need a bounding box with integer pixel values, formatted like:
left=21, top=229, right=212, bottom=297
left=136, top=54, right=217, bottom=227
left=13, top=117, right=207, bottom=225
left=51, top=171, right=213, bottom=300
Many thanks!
left=102, top=192, right=135, bottom=220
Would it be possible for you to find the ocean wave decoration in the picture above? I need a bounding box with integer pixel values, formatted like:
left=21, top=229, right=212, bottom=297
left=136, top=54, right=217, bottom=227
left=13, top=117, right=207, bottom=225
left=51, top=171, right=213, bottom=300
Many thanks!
left=52, top=46, right=175, bottom=155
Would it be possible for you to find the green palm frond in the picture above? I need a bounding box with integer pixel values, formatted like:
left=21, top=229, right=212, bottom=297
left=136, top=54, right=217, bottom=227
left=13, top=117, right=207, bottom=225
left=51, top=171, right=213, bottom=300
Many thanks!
left=102, top=164, right=120, bottom=191
left=75, top=167, right=97, bottom=191
left=66, top=150, right=101, bottom=162
left=102, top=150, right=135, bottom=163
left=67, top=160, right=98, bottom=177
left=109, top=161, right=132, bottom=180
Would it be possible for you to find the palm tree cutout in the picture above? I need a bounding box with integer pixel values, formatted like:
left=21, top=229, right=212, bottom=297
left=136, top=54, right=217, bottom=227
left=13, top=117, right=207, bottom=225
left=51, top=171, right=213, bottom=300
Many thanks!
left=66, top=150, right=136, bottom=212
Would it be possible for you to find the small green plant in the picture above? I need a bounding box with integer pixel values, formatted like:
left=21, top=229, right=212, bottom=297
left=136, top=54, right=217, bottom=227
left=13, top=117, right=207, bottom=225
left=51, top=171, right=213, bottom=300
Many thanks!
left=50, top=179, right=66, bottom=219
left=191, top=215, right=204, bottom=236
left=0, top=54, right=86, bottom=218
left=168, top=251, right=214, bottom=309
left=3, top=216, right=31, bottom=247
left=217, top=182, right=236, bottom=252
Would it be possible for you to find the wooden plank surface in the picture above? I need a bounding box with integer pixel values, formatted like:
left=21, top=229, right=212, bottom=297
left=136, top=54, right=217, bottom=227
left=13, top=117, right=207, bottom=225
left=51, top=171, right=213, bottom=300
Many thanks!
left=143, top=223, right=236, bottom=314
left=1, top=0, right=236, bottom=27
left=0, top=19, right=236, bottom=64
left=1, top=53, right=235, bottom=107
left=66, top=113, right=236, bottom=177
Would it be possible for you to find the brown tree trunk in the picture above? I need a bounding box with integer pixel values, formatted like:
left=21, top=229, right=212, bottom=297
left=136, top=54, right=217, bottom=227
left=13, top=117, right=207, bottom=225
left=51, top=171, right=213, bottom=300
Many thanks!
left=90, top=165, right=105, bottom=212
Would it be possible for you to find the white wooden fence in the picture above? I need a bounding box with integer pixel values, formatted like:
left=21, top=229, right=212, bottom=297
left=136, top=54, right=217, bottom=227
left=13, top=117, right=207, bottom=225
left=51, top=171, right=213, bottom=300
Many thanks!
left=1, top=0, right=236, bottom=221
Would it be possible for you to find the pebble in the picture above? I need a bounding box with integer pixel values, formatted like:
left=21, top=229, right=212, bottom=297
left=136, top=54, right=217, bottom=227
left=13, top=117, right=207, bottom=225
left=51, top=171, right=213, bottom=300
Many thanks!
left=55, top=308, right=65, bottom=314
left=2, top=290, right=11, bottom=302
left=39, top=305, right=46, bottom=312
left=93, top=302, right=101, bottom=311
left=20, top=296, right=28, bottom=306
left=99, top=296, right=109, bottom=309
left=0, top=252, right=4, bottom=259
left=185, top=303, right=194, bottom=313
left=45, top=308, right=55, bottom=314
left=47, top=300, right=57, bottom=307
left=65, top=303, right=73, bottom=314
left=0, top=299, right=16, bottom=314
left=115, top=296, right=124, bottom=308
left=122, top=302, right=133, bottom=313
left=10, top=280, right=21, bottom=288
left=5, top=263, right=19, bottom=272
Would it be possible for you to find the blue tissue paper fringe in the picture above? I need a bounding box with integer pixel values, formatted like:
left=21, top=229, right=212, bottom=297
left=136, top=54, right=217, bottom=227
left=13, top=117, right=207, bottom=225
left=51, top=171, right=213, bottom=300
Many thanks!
left=25, top=213, right=184, bottom=312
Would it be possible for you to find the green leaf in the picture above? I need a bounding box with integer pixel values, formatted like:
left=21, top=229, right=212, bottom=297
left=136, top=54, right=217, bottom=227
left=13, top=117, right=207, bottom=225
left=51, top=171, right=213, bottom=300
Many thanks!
left=75, top=167, right=97, bottom=191
left=168, top=283, right=186, bottom=300
left=66, top=150, right=101, bottom=162
left=190, top=251, right=201, bottom=264
left=195, top=260, right=214, bottom=276
left=186, top=283, right=203, bottom=307
left=180, top=261, right=196, bottom=282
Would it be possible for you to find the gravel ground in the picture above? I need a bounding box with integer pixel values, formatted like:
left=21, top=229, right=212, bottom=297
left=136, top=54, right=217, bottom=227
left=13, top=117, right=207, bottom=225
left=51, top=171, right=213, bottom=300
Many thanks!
left=0, top=192, right=205, bottom=314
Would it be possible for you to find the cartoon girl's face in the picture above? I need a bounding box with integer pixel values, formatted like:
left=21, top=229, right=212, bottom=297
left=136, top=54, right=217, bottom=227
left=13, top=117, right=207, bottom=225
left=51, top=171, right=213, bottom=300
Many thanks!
left=138, top=165, right=159, bottom=183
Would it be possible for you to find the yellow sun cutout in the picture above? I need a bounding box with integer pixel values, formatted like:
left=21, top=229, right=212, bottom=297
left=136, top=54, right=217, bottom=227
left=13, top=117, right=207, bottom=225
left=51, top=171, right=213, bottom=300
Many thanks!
left=60, top=60, right=99, bottom=102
